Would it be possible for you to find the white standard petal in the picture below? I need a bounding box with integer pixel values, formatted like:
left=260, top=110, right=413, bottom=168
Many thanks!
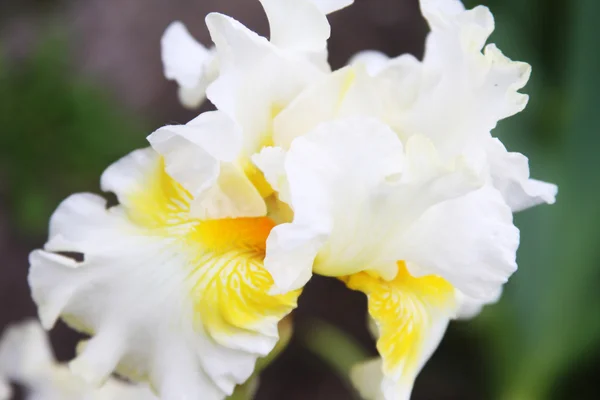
left=348, top=50, right=391, bottom=76
left=455, top=287, right=502, bottom=320
left=147, top=111, right=266, bottom=219
left=29, top=148, right=299, bottom=399
left=259, top=0, right=330, bottom=54
left=420, top=0, right=529, bottom=138
left=205, top=12, right=326, bottom=158
left=161, top=22, right=218, bottom=109
left=251, top=146, right=291, bottom=204
left=371, top=0, right=532, bottom=159
left=485, top=138, right=557, bottom=212
left=272, top=62, right=420, bottom=149
left=309, top=0, right=354, bottom=14
left=258, top=0, right=351, bottom=67
left=261, top=117, right=481, bottom=292
left=353, top=0, right=551, bottom=214
left=273, top=67, right=361, bottom=149
left=347, top=0, right=556, bottom=214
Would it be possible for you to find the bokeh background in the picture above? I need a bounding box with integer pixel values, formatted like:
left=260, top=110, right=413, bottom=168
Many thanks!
left=1, top=0, right=599, bottom=399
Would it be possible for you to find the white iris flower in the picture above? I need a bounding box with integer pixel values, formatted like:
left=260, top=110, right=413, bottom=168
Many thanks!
left=0, top=320, right=156, bottom=400
left=26, top=0, right=557, bottom=399
left=28, top=146, right=299, bottom=399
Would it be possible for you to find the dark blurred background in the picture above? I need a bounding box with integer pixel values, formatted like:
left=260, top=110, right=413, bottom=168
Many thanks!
left=1, top=0, right=599, bottom=399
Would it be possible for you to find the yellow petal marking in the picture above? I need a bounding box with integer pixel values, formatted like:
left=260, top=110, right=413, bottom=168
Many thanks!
left=126, top=157, right=192, bottom=229
left=244, top=162, right=275, bottom=199
left=189, top=218, right=299, bottom=336
left=343, top=261, right=455, bottom=379
left=126, top=155, right=298, bottom=337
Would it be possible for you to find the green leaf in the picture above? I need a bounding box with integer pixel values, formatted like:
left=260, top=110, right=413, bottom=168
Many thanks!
left=0, top=32, right=147, bottom=236
left=467, top=0, right=600, bottom=398
left=301, top=318, right=370, bottom=398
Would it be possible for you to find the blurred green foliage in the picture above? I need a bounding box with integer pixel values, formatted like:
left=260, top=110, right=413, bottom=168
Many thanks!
left=463, top=0, right=600, bottom=399
left=0, top=35, right=146, bottom=235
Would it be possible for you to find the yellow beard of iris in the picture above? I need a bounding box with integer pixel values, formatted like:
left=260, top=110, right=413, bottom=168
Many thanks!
left=127, top=157, right=299, bottom=338
left=343, top=261, right=455, bottom=379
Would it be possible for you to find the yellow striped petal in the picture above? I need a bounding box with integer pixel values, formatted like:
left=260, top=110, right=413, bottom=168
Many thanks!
left=344, top=262, right=456, bottom=400
left=29, top=148, right=299, bottom=399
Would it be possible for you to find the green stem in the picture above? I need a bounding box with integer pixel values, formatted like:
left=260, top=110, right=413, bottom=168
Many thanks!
left=228, top=379, right=259, bottom=400
left=301, top=319, right=370, bottom=383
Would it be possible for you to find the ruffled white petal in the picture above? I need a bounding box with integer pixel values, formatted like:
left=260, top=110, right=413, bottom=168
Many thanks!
left=272, top=62, right=424, bottom=149
left=264, top=116, right=517, bottom=302
left=162, top=22, right=213, bottom=89
left=348, top=50, right=391, bottom=76
left=401, top=1, right=530, bottom=154
left=346, top=0, right=554, bottom=215
left=206, top=12, right=325, bottom=157
left=195, top=163, right=268, bottom=219
left=309, top=0, right=354, bottom=14
left=259, top=0, right=330, bottom=54
left=147, top=112, right=266, bottom=219
left=161, top=22, right=218, bottom=109
left=0, top=320, right=156, bottom=400
left=272, top=67, right=364, bottom=149
left=147, top=112, right=238, bottom=197
left=346, top=1, right=529, bottom=165
left=29, top=148, right=299, bottom=399
left=32, top=200, right=260, bottom=398
left=251, top=146, right=291, bottom=203
left=455, top=287, right=502, bottom=320
left=258, top=0, right=351, bottom=69
left=162, top=1, right=341, bottom=110
left=99, top=148, right=159, bottom=211
left=485, top=138, right=557, bottom=212
left=262, top=117, right=481, bottom=292
left=400, top=185, right=518, bottom=302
